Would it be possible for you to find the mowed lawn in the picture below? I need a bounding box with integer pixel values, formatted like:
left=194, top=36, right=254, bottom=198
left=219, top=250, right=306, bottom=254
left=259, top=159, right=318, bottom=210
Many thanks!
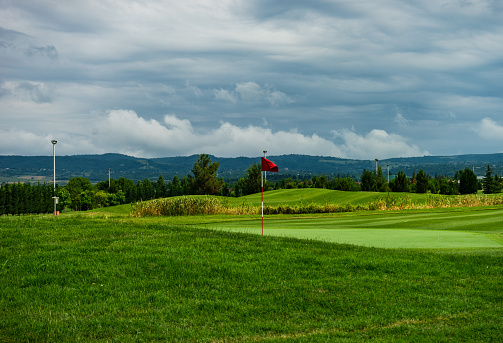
left=202, top=207, right=503, bottom=249
left=1, top=213, right=503, bottom=342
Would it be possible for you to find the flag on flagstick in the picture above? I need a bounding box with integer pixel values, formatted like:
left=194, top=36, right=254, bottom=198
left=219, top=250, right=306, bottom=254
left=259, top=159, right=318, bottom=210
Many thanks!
left=261, top=156, right=278, bottom=235
left=261, top=157, right=279, bottom=172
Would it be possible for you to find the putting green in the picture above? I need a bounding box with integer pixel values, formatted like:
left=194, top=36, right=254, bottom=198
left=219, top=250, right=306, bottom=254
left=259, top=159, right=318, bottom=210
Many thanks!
left=210, top=227, right=501, bottom=249
left=203, top=209, right=503, bottom=249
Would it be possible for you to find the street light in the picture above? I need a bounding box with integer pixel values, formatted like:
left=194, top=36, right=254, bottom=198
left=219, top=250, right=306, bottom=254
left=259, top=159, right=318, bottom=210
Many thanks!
left=375, top=159, right=378, bottom=172
left=51, top=140, right=59, bottom=215
left=263, top=151, right=267, bottom=181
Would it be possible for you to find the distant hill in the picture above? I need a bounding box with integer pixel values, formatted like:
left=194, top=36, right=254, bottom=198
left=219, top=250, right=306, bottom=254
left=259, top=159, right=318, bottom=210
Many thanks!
left=1, top=153, right=503, bottom=184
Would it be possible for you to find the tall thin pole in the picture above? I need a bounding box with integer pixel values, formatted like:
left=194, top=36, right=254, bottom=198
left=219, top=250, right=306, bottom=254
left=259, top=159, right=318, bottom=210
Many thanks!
left=261, top=164, right=264, bottom=236
left=387, top=164, right=390, bottom=183
left=51, top=140, right=57, bottom=215
left=375, top=158, right=378, bottom=172
left=108, top=168, right=111, bottom=188
left=52, top=142, right=56, bottom=190
left=262, top=150, right=267, bottom=236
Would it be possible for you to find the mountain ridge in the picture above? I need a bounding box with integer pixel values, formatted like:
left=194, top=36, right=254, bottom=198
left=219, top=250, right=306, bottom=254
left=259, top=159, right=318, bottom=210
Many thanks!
left=1, top=153, right=503, bottom=184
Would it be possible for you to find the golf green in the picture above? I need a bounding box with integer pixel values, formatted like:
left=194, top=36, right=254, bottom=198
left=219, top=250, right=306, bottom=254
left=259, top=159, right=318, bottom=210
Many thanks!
left=203, top=208, right=503, bottom=249
left=211, top=227, right=500, bottom=248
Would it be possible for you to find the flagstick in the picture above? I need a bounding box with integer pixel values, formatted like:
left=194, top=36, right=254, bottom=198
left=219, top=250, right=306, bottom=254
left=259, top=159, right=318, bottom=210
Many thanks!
left=260, top=150, right=267, bottom=236
left=261, top=150, right=267, bottom=236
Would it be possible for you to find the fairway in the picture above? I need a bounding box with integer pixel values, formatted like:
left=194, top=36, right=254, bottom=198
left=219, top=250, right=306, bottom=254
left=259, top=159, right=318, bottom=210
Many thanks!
left=204, top=207, right=503, bottom=249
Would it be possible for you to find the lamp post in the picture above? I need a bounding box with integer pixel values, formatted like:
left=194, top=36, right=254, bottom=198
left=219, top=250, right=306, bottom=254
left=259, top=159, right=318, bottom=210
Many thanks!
left=108, top=168, right=111, bottom=188
left=51, top=140, right=59, bottom=215
left=375, top=159, right=378, bottom=172
left=387, top=164, right=390, bottom=183
left=263, top=150, right=267, bottom=181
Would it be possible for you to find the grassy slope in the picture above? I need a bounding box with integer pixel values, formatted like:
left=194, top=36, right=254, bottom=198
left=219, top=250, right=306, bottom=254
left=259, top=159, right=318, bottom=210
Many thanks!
left=1, top=216, right=502, bottom=342
left=227, top=188, right=390, bottom=207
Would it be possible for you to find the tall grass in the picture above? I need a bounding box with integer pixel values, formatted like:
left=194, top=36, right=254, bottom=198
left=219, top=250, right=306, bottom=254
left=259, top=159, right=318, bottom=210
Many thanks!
left=130, top=193, right=503, bottom=217
left=130, top=196, right=257, bottom=217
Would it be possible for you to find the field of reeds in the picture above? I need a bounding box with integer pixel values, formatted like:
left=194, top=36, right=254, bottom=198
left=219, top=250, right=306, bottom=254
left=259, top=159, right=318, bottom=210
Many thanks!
left=130, top=190, right=503, bottom=217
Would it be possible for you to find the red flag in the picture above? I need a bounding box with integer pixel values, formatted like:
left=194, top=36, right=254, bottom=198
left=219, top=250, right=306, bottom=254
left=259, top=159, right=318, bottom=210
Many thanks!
left=261, top=157, right=278, bottom=172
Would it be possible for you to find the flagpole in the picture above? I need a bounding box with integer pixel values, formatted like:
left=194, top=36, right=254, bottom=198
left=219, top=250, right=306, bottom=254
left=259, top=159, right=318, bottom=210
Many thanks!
left=262, top=150, right=266, bottom=236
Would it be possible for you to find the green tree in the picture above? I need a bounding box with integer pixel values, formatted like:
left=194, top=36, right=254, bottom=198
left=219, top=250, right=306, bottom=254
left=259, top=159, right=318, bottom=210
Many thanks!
left=142, top=178, right=155, bottom=200
left=391, top=170, right=409, bottom=192
left=117, top=177, right=137, bottom=203
left=189, top=154, right=224, bottom=195
left=482, top=165, right=495, bottom=194
left=415, top=169, right=429, bottom=193
left=375, top=166, right=388, bottom=192
left=65, top=177, right=93, bottom=210
left=239, top=162, right=262, bottom=195
left=155, top=175, right=168, bottom=198
left=170, top=175, right=182, bottom=196
left=459, top=168, right=478, bottom=194
left=360, top=170, right=375, bottom=191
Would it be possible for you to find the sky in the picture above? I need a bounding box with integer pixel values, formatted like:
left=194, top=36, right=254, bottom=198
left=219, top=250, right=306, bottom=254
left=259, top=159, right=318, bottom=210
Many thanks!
left=1, top=0, right=503, bottom=160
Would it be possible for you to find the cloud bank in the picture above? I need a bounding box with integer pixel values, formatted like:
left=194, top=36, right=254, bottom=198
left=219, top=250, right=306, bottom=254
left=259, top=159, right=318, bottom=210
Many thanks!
left=0, top=109, right=428, bottom=159
left=1, top=0, right=503, bottom=158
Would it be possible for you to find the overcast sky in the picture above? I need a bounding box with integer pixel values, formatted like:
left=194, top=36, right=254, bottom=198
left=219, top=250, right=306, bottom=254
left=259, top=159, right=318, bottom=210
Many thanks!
left=1, top=0, right=503, bottom=159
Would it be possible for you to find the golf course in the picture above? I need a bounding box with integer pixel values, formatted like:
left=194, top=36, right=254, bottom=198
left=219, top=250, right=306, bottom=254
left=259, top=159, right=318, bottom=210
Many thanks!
left=1, top=189, right=502, bottom=342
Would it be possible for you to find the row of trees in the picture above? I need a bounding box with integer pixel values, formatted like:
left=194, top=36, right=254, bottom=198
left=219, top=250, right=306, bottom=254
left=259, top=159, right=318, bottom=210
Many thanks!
left=0, top=182, right=56, bottom=216
left=0, top=154, right=229, bottom=214
left=361, top=165, right=501, bottom=195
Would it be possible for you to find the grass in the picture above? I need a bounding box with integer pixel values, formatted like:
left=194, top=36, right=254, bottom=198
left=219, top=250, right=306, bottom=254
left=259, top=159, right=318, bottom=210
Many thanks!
left=226, top=188, right=420, bottom=207
left=1, top=213, right=503, bottom=342
left=201, top=207, right=503, bottom=249
left=2, top=190, right=503, bottom=341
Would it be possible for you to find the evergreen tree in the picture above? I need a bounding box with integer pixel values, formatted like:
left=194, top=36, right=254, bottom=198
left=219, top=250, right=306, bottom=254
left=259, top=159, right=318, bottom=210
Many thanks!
left=459, top=168, right=478, bottom=194
left=415, top=169, right=429, bottom=193
left=360, top=169, right=374, bottom=191
left=189, top=154, right=223, bottom=195
left=0, top=184, right=6, bottom=215
left=239, top=162, right=261, bottom=195
left=155, top=175, right=168, bottom=198
left=391, top=170, right=409, bottom=192
left=375, top=166, right=387, bottom=192
left=482, top=165, right=495, bottom=194
left=142, top=178, right=155, bottom=200
left=170, top=175, right=182, bottom=196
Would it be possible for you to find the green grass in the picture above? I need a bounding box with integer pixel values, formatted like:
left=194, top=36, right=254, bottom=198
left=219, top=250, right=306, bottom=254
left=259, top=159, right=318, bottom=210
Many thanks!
left=1, top=214, right=503, bottom=342
left=227, top=188, right=392, bottom=207
left=202, top=207, right=503, bottom=249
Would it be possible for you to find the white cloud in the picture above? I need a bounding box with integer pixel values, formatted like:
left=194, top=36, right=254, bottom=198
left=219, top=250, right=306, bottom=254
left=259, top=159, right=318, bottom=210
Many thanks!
left=393, top=113, right=410, bottom=125
left=0, top=109, right=430, bottom=159
left=474, top=117, right=503, bottom=140
left=213, top=88, right=237, bottom=103
left=93, top=110, right=340, bottom=157
left=91, top=110, right=427, bottom=159
left=332, top=129, right=429, bottom=160
left=234, top=82, right=294, bottom=106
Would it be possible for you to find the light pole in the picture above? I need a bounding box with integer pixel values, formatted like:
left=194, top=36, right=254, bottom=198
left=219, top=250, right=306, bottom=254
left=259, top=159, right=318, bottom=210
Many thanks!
left=108, top=168, right=111, bottom=188
left=51, top=140, right=59, bottom=215
left=375, top=158, right=378, bottom=172
left=263, top=150, right=267, bottom=181
left=387, top=164, right=390, bottom=183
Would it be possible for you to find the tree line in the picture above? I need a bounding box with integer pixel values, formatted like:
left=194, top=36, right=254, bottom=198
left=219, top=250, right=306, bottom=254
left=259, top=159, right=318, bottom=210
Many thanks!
left=1, top=154, right=502, bottom=215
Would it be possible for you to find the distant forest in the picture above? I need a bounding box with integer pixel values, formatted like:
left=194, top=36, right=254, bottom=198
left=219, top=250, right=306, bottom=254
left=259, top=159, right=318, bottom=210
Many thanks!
left=2, top=152, right=503, bottom=185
